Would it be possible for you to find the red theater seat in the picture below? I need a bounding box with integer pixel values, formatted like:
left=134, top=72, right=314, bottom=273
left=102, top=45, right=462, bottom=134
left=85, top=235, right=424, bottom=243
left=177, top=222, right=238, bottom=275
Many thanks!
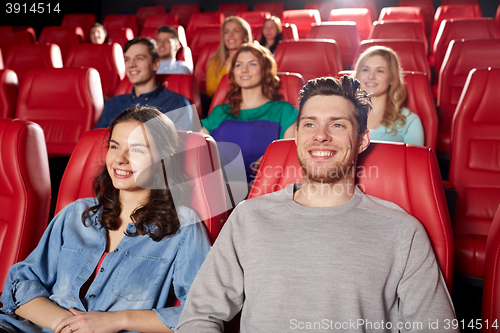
left=103, top=14, right=139, bottom=38
left=249, top=140, right=454, bottom=291
left=282, top=9, right=321, bottom=39
left=15, top=68, right=104, bottom=157
left=370, top=20, right=428, bottom=54
left=0, top=118, right=51, bottom=293
left=450, top=68, right=500, bottom=279
left=136, top=6, right=166, bottom=31
left=328, top=8, right=372, bottom=41
left=141, top=14, right=179, bottom=32
left=378, top=7, right=426, bottom=35
left=0, top=26, right=36, bottom=54
left=193, top=42, right=219, bottom=94
left=4, top=44, right=63, bottom=86
left=274, top=40, right=342, bottom=83
left=65, top=43, right=125, bottom=98
left=237, top=11, right=271, bottom=27
left=38, top=26, right=84, bottom=62
left=282, top=23, right=299, bottom=41
left=186, top=12, right=225, bottom=45
left=114, top=74, right=202, bottom=120
left=341, top=0, right=378, bottom=22
left=0, top=69, right=18, bottom=118
left=308, top=22, right=360, bottom=70
left=304, top=2, right=336, bottom=21
left=106, top=27, right=134, bottom=49
left=55, top=129, right=228, bottom=245
left=253, top=2, right=284, bottom=19
left=356, top=40, right=430, bottom=78
left=398, top=0, right=434, bottom=36
left=218, top=4, right=249, bottom=17
left=170, top=4, right=201, bottom=28
left=190, top=26, right=221, bottom=66
left=61, top=14, right=96, bottom=42
left=437, top=39, right=500, bottom=154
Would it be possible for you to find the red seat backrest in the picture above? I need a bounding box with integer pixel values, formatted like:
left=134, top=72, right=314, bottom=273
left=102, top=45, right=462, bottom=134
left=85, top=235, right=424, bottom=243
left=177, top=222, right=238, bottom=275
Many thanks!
left=193, top=42, right=219, bottom=94
left=190, top=26, right=222, bottom=66
left=103, top=14, right=139, bottom=38
left=55, top=129, right=228, bottom=245
left=218, top=3, right=249, bottom=17
left=369, top=20, right=428, bottom=54
left=106, top=27, right=134, bottom=49
left=328, top=8, right=373, bottom=40
left=253, top=2, right=285, bottom=18
left=136, top=6, right=166, bottom=31
left=0, top=26, right=36, bottom=55
left=281, top=9, right=321, bottom=39
left=170, top=4, right=201, bottom=28
left=450, top=68, right=500, bottom=278
left=66, top=43, right=126, bottom=97
left=433, top=18, right=498, bottom=75
left=308, top=22, right=360, bottom=70
left=437, top=39, right=500, bottom=154
left=4, top=44, right=63, bottom=86
left=249, top=140, right=454, bottom=291
left=304, top=2, right=337, bottom=21
left=186, top=12, right=225, bottom=45
left=0, top=118, right=50, bottom=292
left=341, top=0, right=378, bottom=22
left=282, top=23, right=299, bottom=41
left=274, top=40, right=343, bottom=83
left=378, top=7, right=426, bottom=36
left=61, top=14, right=97, bottom=42
left=0, top=69, right=18, bottom=118
left=237, top=11, right=271, bottom=27
left=15, top=68, right=104, bottom=157
left=114, top=74, right=202, bottom=120
left=38, top=26, right=84, bottom=62
left=398, top=0, right=435, bottom=36
left=142, top=13, right=179, bottom=31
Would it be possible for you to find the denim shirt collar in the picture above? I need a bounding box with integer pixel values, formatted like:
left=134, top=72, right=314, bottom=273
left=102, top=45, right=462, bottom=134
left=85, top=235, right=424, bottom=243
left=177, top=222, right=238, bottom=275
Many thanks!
left=131, top=82, right=162, bottom=100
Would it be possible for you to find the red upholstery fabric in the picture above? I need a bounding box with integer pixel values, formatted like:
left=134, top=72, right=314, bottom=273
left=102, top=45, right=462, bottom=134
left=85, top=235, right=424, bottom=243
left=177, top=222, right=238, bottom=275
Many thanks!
left=15, top=68, right=104, bottom=157
left=103, top=14, right=139, bottom=38
left=0, top=119, right=51, bottom=293
left=0, top=47, right=3, bottom=70
left=437, top=39, right=500, bottom=154
left=114, top=74, right=202, bottom=120
left=433, top=18, right=498, bottom=76
left=0, top=69, right=18, bottom=118
left=193, top=42, right=219, bottom=94
left=308, top=22, right=360, bottom=69
left=431, top=5, right=483, bottom=59
left=369, top=20, right=428, bottom=54
left=190, top=26, right=221, bottom=66
left=248, top=140, right=454, bottom=291
left=55, top=129, right=228, bottom=245
left=282, top=23, right=299, bottom=41
left=170, top=4, right=201, bottom=28
left=186, top=12, right=225, bottom=45
left=253, top=2, right=285, bottom=19
left=236, top=11, right=271, bottom=27
left=304, top=2, right=337, bottom=21
left=142, top=14, right=179, bottom=32
left=341, top=0, right=378, bottom=22
left=378, top=7, right=426, bottom=37
left=66, top=43, right=126, bottom=97
left=218, top=4, right=249, bottom=17
left=274, top=40, right=342, bottom=83
left=61, top=14, right=97, bottom=42
left=450, top=68, right=500, bottom=278
left=4, top=44, right=63, bottom=86
left=38, top=26, right=84, bottom=62
left=251, top=26, right=263, bottom=41
left=0, top=26, right=36, bottom=54
left=356, top=39, right=430, bottom=78
left=398, top=0, right=435, bottom=36
left=328, top=8, right=373, bottom=40
left=403, top=71, right=437, bottom=151
left=208, top=72, right=304, bottom=114
left=442, top=0, right=480, bottom=6
left=106, top=27, right=134, bottom=49
left=282, top=9, right=321, bottom=39
left=482, top=205, right=500, bottom=333
left=136, top=6, right=166, bottom=31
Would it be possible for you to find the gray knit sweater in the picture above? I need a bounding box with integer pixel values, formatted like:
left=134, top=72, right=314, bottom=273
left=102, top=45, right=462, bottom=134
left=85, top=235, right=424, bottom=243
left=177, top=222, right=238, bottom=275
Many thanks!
left=176, top=184, right=457, bottom=333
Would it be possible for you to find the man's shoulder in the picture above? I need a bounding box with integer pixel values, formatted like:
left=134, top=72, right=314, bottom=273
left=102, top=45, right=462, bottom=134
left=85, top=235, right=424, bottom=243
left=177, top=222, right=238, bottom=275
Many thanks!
left=156, top=85, right=188, bottom=103
left=233, top=185, right=294, bottom=214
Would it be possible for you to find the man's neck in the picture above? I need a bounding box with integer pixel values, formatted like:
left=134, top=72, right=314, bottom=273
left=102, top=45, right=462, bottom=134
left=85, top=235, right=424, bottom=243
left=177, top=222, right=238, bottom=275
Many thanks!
left=159, top=55, right=173, bottom=61
left=293, top=178, right=356, bottom=207
left=134, top=80, right=157, bottom=97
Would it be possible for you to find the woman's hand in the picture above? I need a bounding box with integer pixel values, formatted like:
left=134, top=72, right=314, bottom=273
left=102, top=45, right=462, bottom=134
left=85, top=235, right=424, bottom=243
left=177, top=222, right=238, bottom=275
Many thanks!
left=54, top=308, right=122, bottom=333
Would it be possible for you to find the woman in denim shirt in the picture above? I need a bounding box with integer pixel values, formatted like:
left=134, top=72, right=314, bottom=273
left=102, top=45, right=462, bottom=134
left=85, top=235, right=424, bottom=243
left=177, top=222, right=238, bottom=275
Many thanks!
left=0, top=107, right=211, bottom=333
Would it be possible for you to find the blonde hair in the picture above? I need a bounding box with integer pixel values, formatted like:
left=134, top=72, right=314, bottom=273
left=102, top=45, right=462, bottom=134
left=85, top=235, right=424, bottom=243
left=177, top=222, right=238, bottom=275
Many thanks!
left=354, top=46, right=407, bottom=134
left=208, top=16, right=253, bottom=75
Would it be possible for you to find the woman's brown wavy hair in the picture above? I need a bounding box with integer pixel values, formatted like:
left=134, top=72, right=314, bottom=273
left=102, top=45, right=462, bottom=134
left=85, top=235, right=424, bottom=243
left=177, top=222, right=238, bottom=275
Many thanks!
left=81, top=106, right=190, bottom=241
left=227, top=43, right=283, bottom=117
left=353, top=45, right=407, bottom=134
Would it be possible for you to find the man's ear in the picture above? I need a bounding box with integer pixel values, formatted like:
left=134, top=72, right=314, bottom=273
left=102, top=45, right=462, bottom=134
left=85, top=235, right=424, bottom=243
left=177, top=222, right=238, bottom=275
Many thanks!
left=152, top=58, right=160, bottom=72
left=358, top=130, right=370, bottom=154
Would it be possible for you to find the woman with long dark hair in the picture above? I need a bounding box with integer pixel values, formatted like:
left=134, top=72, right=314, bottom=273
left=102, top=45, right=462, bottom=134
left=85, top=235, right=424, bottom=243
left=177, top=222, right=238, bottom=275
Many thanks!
left=259, top=16, right=282, bottom=54
left=0, top=106, right=210, bottom=333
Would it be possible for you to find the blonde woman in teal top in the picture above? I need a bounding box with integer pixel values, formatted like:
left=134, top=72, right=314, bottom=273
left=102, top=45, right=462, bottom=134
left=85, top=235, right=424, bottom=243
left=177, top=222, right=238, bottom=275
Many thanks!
left=353, top=46, right=424, bottom=145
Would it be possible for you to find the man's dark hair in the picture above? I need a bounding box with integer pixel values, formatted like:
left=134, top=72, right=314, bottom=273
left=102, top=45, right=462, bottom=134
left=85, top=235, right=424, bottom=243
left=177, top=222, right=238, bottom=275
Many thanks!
left=297, top=76, right=372, bottom=137
left=124, top=37, right=159, bottom=62
left=157, top=26, right=180, bottom=43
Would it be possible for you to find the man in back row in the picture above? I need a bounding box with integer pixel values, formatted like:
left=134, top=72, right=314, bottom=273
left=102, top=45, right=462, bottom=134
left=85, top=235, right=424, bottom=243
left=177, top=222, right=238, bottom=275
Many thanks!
left=175, top=76, right=457, bottom=332
left=95, top=37, right=193, bottom=130
left=156, top=26, right=191, bottom=75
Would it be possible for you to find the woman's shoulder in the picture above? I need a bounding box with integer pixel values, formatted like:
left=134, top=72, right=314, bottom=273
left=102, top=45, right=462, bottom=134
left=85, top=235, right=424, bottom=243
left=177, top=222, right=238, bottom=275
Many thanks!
left=176, top=206, right=201, bottom=228
left=401, top=107, right=422, bottom=124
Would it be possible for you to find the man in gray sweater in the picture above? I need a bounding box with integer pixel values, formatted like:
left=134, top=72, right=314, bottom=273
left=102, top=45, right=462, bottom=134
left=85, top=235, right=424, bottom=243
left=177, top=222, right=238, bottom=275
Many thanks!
left=175, top=76, right=457, bottom=332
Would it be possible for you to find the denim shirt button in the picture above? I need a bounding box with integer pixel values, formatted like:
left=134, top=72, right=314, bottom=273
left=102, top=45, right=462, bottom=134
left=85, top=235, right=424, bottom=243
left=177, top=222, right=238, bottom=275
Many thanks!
left=114, top=248, right=119, bottom=253
left=89, top=294, right=96, bottom=298
left=100, top=268, right=104, bottom=272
